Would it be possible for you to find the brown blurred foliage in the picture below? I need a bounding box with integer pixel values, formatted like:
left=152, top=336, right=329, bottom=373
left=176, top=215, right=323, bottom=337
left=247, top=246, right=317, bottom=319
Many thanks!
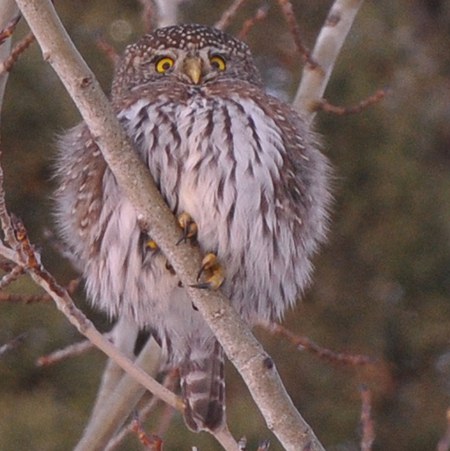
left=0, top=1, right=449, bottom=450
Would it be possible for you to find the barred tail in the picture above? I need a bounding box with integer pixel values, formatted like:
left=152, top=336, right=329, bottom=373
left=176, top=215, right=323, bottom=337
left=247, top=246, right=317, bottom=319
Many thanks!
left=180, top=341, right=226, bottom=432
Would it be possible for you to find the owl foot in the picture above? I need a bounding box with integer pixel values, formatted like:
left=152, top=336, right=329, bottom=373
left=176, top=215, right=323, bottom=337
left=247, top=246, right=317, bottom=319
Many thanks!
left=177, top=212, right=198, bottom=245
left=191, top=253, right=224, bottom=290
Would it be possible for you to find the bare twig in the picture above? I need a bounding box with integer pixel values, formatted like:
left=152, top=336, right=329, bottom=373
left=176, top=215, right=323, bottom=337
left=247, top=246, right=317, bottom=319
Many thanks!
left=360, top=385, right=375, bottom=451
left=214, top=0, right=248, bottom=30
left=317, top=89, right=386, bottom=115
left=0, top=13, right=20, bottom=45
left=14, top=1, right=325, bottom=449
left=96, top=35, right=120, bottom=65
left=106, top=370, right=178, bottom=451
left=238, top=5, right=269, bottom=40
left=0, top=263, right=24, bottom=288
left=275, top=0, right=314, bottom=66
left=0, top=1, right=19, bottom=109
left=131, top=416, right=163, bottom=450
left=139, top=0, right=155, bottom=32
left=437, top=408, right=450, bottom=451
left=36, top=332, right=106, bottom=367
left=0, top=277, right=80, bottom=304
left=263, top=322, right=376, bottom=367
left=294, top=0, right=365, bottom=122
left=0, top=32, right=35, bottom=75
left=0, top=333, right=26, bottom=357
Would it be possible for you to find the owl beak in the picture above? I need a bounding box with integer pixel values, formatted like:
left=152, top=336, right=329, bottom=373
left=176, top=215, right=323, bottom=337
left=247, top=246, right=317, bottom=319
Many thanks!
left=183, top=57, right=202, bottom=85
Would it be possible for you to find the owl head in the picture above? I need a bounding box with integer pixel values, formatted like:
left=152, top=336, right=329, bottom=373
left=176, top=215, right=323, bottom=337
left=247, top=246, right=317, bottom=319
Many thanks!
left=112, top=24, right=262, bottom=99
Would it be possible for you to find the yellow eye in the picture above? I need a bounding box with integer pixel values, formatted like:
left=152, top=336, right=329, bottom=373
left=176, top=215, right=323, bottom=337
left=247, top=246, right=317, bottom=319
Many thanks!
left=210, top=55, right=226, bottom=71
left=155, top=57, right=174, bottom=73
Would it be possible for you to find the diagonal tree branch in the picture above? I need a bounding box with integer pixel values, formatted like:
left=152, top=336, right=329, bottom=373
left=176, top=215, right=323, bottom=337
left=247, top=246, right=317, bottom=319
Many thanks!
left=14, top=0, right=325, bottom=449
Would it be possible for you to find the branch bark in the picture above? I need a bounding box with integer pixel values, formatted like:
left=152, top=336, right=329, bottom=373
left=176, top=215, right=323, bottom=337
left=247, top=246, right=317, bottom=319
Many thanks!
left=294, top=0, right=364, bottom=123
left=13, top=1, right=326, bottom=449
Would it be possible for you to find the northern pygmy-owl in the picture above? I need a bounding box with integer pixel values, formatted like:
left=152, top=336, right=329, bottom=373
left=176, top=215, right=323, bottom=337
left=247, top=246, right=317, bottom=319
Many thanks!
left=54, top=24, right=331, bottom=433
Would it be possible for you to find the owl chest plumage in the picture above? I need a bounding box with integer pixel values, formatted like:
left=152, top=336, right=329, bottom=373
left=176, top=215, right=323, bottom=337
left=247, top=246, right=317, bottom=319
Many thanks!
left=56, top=81, right=329, bottom=355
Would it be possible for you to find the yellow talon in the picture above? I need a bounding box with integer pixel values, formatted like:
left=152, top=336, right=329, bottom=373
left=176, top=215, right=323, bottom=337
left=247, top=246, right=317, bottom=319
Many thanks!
left=177, top=212, right=198, bottom=244
left=192, top=252, right=225, bottom=290
left=146, top=239, right=158, bottom=250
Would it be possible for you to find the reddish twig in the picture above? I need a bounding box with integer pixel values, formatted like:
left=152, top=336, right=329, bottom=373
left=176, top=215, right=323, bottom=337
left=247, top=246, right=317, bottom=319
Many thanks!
left=437, top=408, right=450, bottom=451
left=275, top=0, right=316, bottom=67
left=95, top=35, right=120, bottom=66
left=238, top=4, right=269, bottom=40
left=105, top=370, right=178, bottom=451
left=0, top=277, right=80, bottom=304
left=214, top=0, right=248, bottom=31
left=262, top=322, right=376, bottom=366
left=0, top=333, right=26, bottom=357
left=360, top=385, right=375, bottom=451
left=0, top=13, right=21, bottom=45
left=0, top=32, right=36, bottom=75
left=131, top=416, right=163, bottom=450
left=139, top=0, right=155, bottom=32
left=36, top=330, right=109, bottom=367
left=316, top=89, right=387, bottom=115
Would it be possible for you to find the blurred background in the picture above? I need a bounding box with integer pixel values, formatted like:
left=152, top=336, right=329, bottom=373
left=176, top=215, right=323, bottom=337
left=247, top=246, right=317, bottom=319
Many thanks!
left=1, top=0, right=449, bottom=449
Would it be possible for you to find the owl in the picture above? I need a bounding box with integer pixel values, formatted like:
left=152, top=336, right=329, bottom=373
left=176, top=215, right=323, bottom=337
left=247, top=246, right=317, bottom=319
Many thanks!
left=54, top=24, right=331, bottom=433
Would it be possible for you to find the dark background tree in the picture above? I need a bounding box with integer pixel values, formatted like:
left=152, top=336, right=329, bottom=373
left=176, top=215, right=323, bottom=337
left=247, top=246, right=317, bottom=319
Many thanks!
left=0, top=1, right=449, bottom=449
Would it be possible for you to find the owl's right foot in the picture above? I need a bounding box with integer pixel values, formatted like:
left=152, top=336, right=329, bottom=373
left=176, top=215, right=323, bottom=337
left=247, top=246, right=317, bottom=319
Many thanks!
left=191, top=253, right=225, bottom=290
left=177, top=212, right=198, bottom=245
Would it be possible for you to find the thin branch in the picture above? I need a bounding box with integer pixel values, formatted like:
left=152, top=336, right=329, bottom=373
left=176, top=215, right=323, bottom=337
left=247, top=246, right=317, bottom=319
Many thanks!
left=214, top=0, right=248, bottom=30
left=294, top=0, right=365, bottom=122
left=95, top=35, right=120, bottom=66
left=0, top=32, right=35, bottom=76
left=0, top=333, right=26, bottom=357
left=139, top=0, right=155, bottom=33
left=0, top=12, right=20, bottom=45
left=263, top=322, right=376, bottom=367
left=0, top=263, right=24, bottom=288
left=316, top=89, right=386, bottom=115
left=36, top=332, right=105, bottom=367
left=275, top=0, right=315, bottom=65
left=237, top=4, right=269, bottom=40
left=130, top=416, right=163, bottom=451
left=360, top=385, right=375, bottom=451
left=0, top=1, right=19, bottom=109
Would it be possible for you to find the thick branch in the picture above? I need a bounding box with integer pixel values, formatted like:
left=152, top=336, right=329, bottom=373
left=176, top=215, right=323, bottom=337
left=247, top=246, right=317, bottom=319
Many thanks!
left=294, top=0, right=364, bottom=122
left=14, top=0, right=324, bottom=449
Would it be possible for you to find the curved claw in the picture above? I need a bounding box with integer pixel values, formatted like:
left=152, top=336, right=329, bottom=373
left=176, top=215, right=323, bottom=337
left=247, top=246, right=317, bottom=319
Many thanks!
left=191, top=252, right=224, bottom=290
left=177, top=212, right=198, bottom=245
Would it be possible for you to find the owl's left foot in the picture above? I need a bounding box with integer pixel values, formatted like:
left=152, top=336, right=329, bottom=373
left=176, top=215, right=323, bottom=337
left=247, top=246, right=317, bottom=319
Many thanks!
left=177, top=212, right=198, bottom=244
left=192, top=253, right=224, bottom=290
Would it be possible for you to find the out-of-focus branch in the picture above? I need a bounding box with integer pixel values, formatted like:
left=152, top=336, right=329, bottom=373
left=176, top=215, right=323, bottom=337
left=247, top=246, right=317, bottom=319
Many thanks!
left=0, top=32, right=35, bottom=76
left=237, top=5, right=269, bottom=40
left=437, top=408, right=450, bottom=451
left=360, top=385, right=375, bottom=451
left=317, top=89, right=386, bottom=115
left=214, top=0, right=248, bottom=30
left=153, top=0, right=185, bottom=28
left=0, top=333, right=26, bottom=357
left=263, top=322, right=376, bottom=366
left=14, top=0, right=325, bottom=449
left=294, top=0, right=364, bottom=122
